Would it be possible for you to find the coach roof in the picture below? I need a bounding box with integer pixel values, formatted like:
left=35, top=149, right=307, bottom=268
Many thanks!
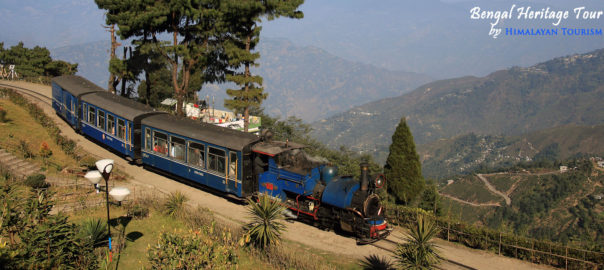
left=82, top=91, right=164, bottom=121
left=52, top=75, right=104, bottom=97
left=142, top=114, right=260, bottom=151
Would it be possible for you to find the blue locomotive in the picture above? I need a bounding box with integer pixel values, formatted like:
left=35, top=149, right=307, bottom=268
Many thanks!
left=52, top=75, right=390, bottom=243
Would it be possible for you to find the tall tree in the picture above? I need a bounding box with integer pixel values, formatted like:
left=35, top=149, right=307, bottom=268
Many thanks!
left=384, top=117, right=425, bottom=204
left=222, top=0, right=303, bottom=132
left=104, top=24, right=121, bottom=94
left=96, top=0, right=225, bottom=115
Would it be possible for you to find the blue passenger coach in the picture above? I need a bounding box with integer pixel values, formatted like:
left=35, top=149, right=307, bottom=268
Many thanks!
left=51, top=75, right=102, bottom=129
left=140, top=114, right=259, bottom=197
left=80, top=91, right=166, bottom=161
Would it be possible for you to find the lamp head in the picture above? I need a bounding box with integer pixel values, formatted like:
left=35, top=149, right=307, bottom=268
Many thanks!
left=96, top=159, right=114, bottom=174
left=84, top=170, right=102, bottom=185
left=109, top=187, right=130, bottom=202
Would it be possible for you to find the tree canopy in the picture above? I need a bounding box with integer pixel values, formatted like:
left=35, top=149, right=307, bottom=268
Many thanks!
left=0, top=42, right=78, bottom=80
left=222, top=0, right=303, bottom=131
left=384, top=117, right=425, bottom=204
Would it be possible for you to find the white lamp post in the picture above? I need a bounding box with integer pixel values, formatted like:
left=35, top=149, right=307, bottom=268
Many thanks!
left=84, top=159, right=129, bottom=263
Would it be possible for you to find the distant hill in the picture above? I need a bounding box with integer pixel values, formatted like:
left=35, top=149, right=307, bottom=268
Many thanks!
left=50, top=40, right=110, bottom=89
left=420, top=124, right=604, bottom=180
left=50, top=38, right=432, bottom=122
left=312, top=48, right=604, bottom=163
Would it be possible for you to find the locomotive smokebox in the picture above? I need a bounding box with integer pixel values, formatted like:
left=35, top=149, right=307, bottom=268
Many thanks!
left=360, top=163, right=369, bottom=191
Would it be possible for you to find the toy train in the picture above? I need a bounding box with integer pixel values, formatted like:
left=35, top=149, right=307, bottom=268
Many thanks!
left=51, top=75, right=390, bottom=243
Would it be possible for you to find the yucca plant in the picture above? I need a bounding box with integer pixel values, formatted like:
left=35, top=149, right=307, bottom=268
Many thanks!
left=395, top=214, right=441, bottom=269
left=360, top=254, right=395, bottom=270
left=243, top=194, right=286, bottom=249
left=78, top=218, right=108, bottom=248
left=164, top=191, right=189, bottom=217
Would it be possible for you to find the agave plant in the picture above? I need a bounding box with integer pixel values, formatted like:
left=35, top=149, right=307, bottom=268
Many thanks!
left=360, top=254, right=395, bottom=270
left=243, top=194, right=286, bottom=249
left=395, top=215, right=441, bottom=269
left=164, top=191, right=189, bottom=218
left=78, top=218, right=108, bottom=248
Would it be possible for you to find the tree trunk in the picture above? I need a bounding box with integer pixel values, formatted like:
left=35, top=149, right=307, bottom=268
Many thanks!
left=107, top=24, right=121, bottom=94
left=243, top=34, right=251, bottom=132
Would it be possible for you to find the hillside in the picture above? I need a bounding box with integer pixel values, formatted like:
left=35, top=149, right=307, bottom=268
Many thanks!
left=440, top=159, right=604, bottom=247
left=420, top=124, right=604, bottom=180
left=51, top=38, right=432, bottom=122
left=312, top=48, right=604, bottom=163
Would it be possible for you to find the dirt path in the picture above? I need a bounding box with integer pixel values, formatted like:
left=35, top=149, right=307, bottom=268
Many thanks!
left=477, top=174, right=511, bottom=206
left=1, top=80, right=554, bottom=269
left=439, top=193, right=501, bottom=207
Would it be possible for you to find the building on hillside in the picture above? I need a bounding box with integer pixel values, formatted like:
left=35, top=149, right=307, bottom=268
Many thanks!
left=597, top=161, right=604, bottom=168
left=559, top=166, right=568, bottom=173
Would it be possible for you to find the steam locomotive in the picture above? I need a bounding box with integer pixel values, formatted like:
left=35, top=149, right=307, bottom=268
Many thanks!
left=51, top=75, right=390, bottom=243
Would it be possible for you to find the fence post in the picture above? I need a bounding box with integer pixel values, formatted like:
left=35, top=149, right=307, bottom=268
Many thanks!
left=499, top=232, right=501, bottom=256
left=565, top=247, right=568, bottom=270
left=447, top=220, right=450, bottom=241
left=532, top=241, right=535, bottom=262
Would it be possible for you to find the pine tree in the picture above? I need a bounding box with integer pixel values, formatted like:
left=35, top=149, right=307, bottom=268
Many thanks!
left=384, top=117, right=425, bottom=204
left=222, top=0, right=303, bottom=132
left=96, top=0, right=226, bottom=115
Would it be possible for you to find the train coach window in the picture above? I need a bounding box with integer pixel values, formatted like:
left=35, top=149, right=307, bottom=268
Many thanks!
left=153, top=131, right=168, bottom=155
left=187, top=142, right=204, bottom=168
left=229, top=152, right=237, bottom=179
left=208, top=147, right=225, bottom=174
left=107, top=115, right=115, bottom=135
left=97, top=111, right=106, bottom=131
left=145, top=128, right=152, bottom=151
left=88, top=107, right=96, bottom=125
left=117, top=119, right=126, bottom=140
left=170, top=136, right=185, bottom=161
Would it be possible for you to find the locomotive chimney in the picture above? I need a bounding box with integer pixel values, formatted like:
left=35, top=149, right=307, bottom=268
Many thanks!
left=360, top=163, right=369, bottom=191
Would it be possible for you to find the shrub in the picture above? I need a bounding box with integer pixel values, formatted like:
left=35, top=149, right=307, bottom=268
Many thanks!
left=164, top=191, right=189, bottom=218
left=242, top=194, right=286, bottom=249
left=39, top=142, right=52, bottom=159
left=127, top=204, right=150, bottom=220
left=18, top=139, right=34, bottom=159
left=395, top=215, right=441, bottom=269
left=78, top=218, right=108, bottom=248
left=0, top=107, right=7, bottom=123
left=147, top=230, right=238, bottom=269
left=24, top=174, right=48, bottom=189
left=360, top=254, right=395, bottom=270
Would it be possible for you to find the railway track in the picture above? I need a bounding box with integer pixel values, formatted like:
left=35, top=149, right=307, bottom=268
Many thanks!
left=370, top=236, right=478, bottom=270
left=0, top=81, right=52, bottom=106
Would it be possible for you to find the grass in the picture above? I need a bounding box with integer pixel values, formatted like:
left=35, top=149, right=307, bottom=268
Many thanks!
left=440, top=176, right=503, bottom=204
left=0, top=99, right=78, bottom=172
left=440, top=197, right=494, bottom=224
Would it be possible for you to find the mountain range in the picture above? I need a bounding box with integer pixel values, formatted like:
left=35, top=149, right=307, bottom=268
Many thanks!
left=312, top=48, right=604, bottom=165
left=50, top=38, right=432, bottom=122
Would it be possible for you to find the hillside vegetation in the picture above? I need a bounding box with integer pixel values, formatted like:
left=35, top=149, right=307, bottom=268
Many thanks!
left=312, top=48, right=604, bottom=163
left=420, top=124, right=604, bottom=180
left=440, top=159, right=604, bottom=248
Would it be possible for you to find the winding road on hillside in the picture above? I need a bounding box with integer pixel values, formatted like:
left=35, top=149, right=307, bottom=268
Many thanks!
left=0, top=80, right=553, bottom=270
left=477, top=174, right=512, bottom=206
left=439, top=193, right=501, bottom=207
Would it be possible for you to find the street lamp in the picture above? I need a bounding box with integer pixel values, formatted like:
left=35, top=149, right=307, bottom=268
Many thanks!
left=84, top=159, right=129, bottom=263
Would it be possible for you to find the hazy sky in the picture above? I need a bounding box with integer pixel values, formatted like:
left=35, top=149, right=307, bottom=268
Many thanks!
left=2, top=0, right=604, bottom=78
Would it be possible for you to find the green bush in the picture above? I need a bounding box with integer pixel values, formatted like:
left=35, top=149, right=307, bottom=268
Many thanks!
left=164, top=191, right=189, bottom=218
left=127, top=204, right=150, bottom=220
left=0, top=107, right=7, bottom=123
left=147, top=230, right=238, bottom=269
left=24, top=174, right=48, bottom=189
left=78, top=218, right=108, bottom=248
